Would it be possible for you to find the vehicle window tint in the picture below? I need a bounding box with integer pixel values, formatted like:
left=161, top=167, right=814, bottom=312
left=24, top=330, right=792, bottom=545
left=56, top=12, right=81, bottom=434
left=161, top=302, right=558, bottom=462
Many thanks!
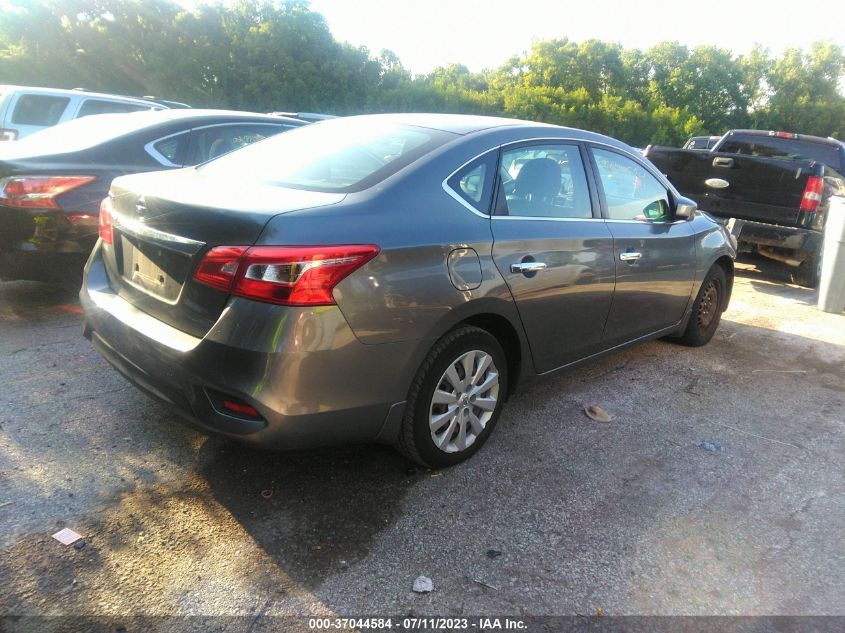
left=200, top=120, right=452, bottom=192
left=718, top=136, right=840, bottom=169
left=78, top=100, right=154, bottom=117
left=498, top=144, right=591, bottom=218
left=189, top=124, right=292, bottom=165
left=592, top=148, right=670, bottom=222
left=11, top=95, right=70, bottom=126
left=150, top=133, right=189, bottom=165
left=446, top=151, right=497, bottom=213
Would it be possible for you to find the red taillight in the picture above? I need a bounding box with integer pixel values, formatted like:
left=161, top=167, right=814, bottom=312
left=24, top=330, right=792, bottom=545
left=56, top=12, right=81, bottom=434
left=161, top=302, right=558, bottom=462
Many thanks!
left=193, top=246, right=248, bottom=291
left=0, top=175, right=96, bottom=209
left=193, top=244, right=380, bottom=306
left=770, top=131, right=797, bottom=139
left=800, top=176, right=824, bottom=213
left=98, top=198, right=114, bottom=244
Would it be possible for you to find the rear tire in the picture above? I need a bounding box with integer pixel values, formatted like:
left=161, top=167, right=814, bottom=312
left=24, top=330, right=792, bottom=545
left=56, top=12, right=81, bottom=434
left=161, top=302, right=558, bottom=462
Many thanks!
left=792, top=250, right=821, bottom=288
left=675, top=265, right=727, bottom=347
left=395, top=326, right=508, bottom=468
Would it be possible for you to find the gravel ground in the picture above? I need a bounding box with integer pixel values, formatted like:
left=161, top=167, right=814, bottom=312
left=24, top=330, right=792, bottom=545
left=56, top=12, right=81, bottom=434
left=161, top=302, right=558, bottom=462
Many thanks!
left=0, top=256, right=843, bottom=625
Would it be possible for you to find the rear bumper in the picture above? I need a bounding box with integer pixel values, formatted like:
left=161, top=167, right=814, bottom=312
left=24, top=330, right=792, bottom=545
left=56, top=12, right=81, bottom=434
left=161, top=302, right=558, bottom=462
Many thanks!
left=80, top=245, right=421, bottom=449
left=726, top=218, right=822, bottom=256
left=0, top=205, right=99, bottom=252
left=0, top=205, right=97, bottom=280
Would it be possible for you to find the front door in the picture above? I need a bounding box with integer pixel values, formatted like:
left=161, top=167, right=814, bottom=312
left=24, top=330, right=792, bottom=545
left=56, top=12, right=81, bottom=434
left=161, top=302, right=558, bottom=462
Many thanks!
left=491, top=142, right=616, bottom=373
left=588, top=146, right=696, bottom=346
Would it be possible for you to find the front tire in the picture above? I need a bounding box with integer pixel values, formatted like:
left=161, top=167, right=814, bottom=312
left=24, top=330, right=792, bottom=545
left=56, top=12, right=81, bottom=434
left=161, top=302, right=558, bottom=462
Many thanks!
left=676, top=265, right=727, bottom=347
left=396, top=326, right=508, bottom=468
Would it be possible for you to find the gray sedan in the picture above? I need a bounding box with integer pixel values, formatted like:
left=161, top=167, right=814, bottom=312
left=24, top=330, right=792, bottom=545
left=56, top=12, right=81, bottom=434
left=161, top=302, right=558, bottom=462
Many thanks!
left=80, top=114, right=735, bottom=467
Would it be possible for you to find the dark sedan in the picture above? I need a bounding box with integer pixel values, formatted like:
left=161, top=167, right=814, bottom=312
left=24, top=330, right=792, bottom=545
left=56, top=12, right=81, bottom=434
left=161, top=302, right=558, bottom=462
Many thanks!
left=81, top=114, right=736, bottom=467
left=0, top=109, right=304, bottom=282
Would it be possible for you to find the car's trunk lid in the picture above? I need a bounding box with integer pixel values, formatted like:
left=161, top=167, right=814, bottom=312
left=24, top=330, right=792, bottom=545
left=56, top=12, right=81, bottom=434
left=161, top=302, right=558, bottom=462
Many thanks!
left=103, top=168, right=345, bottom=337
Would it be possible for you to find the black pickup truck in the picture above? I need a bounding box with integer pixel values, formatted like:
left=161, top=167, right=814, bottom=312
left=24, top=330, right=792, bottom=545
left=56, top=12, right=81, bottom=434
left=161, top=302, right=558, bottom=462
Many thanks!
left=645, top=130, right=845, bottom=286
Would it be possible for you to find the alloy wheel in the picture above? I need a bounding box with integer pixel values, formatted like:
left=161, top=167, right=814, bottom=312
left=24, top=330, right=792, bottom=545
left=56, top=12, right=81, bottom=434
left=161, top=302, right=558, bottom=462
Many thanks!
left=428, top=349, right=500, bottom=453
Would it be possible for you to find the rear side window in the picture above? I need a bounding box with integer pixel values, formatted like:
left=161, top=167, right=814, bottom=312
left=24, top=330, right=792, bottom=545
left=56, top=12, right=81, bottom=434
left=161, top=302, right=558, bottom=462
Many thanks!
left=149, top=133, right=190, bottom=166
left=78, top=100, right=154, bottom=117
left=11, top=95, right=70, bottom=126
left=592, top=148, right=670, bottom=222
left=446, top=151, right=497, bottom=214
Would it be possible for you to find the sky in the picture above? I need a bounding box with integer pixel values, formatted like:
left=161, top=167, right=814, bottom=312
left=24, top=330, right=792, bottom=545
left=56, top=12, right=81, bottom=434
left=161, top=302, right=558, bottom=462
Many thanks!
left=304, top=0, right=845, bottom=74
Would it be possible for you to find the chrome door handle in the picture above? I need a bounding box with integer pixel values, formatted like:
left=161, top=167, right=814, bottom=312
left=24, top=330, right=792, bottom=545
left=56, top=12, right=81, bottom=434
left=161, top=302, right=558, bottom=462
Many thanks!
left=619, top=252, right=642, bottom=261
left=510, top=261, right=547, bottom=273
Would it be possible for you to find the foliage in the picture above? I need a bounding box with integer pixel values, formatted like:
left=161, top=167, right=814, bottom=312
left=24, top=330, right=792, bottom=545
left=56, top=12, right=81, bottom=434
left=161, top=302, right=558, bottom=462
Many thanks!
left=1, top=0, right=844, bottom=146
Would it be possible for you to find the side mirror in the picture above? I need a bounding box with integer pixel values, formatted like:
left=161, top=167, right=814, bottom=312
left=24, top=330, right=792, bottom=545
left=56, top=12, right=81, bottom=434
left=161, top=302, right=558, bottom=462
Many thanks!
left=674, top=196, right=697, bottom=221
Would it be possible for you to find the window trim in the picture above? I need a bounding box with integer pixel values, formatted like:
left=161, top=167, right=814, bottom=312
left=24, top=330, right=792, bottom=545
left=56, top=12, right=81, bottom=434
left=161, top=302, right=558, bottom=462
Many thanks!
left=586, top=142, right=685, bottom=224
left=443, top=136, right=658, bottom=223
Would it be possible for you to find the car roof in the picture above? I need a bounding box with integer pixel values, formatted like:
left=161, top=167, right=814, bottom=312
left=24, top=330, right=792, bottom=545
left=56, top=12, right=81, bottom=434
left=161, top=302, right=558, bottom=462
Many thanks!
left=339, top=113, right=548, bottom=135
left=69, top=108, right=304, bottom=129
left=0, top=84, right=162, bottom=107
left=331, top=113, right=637, bottom=154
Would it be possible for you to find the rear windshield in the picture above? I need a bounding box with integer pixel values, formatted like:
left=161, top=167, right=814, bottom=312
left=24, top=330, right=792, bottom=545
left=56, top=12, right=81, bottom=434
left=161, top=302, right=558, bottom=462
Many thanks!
left=719, top=135, right=843, bottom=170
left=11, top=94, right=70, bottom=126
left=199, top=119, right=455, bottom=192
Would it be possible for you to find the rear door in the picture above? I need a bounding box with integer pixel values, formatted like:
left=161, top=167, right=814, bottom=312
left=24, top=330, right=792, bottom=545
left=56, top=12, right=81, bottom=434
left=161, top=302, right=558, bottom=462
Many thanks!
left=588, top=145, right=696, bottom=346
left=490, top=141, right=616, bottom=373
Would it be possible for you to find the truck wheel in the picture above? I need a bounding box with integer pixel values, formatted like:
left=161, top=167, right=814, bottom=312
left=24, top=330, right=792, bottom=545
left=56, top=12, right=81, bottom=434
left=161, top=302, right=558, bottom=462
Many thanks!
left=396, top=326, right=508, bottom=468
left=676, top=265, right=727, bottom=347
left=792, top=251, right=821, bottom=288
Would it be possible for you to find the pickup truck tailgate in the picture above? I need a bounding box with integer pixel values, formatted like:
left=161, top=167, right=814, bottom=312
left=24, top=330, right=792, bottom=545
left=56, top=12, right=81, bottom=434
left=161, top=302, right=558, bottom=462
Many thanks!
left=646, top=147, right=810, bottom=226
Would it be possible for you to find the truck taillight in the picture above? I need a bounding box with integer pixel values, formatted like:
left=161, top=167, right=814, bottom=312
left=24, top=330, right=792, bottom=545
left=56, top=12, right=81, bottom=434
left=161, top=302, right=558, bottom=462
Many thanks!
left=193, top=245, right=380, bottom=306
left=0, top=175, right=96, bottom=209
left=98, top=197, right=114, bottom=244
left=800, top=176, right=824, bottom=213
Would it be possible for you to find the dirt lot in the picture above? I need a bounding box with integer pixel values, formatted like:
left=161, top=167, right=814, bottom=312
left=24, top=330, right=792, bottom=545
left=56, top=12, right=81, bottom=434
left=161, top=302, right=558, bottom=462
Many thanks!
left=0, top=256, right=843, bottom=628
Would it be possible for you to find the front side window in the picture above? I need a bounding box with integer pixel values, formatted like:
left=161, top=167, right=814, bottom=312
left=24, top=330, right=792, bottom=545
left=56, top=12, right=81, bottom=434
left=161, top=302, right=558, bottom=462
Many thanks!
left=592, top=148, right=670, bottom=222
left=200, top=119, right=454, bottom=192
left=11, top=95, right=70, bottom=126
left=497, top=144, right=592, bottom=218
left=446, top=151, right=497, bottom=213
left=78, top=100, right=153, bottom=117
left=189, top=124, right=293, bottom=165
